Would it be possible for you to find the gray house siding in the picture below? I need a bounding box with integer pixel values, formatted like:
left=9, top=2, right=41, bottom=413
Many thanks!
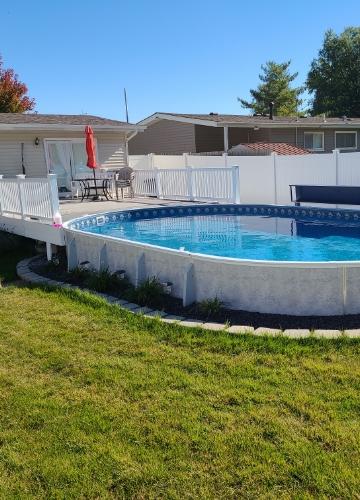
left=0, top=130, right=128, bottom=178
left=194, top=125, right=224, bottom=152
left=228, top=128, right=270, bottom=147
left=129, top=120, right=195, bottom=154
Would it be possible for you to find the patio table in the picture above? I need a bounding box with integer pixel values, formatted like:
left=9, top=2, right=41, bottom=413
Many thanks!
left=79, top=178, right=113, bottom=202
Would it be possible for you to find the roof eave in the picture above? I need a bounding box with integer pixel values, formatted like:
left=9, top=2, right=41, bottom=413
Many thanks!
left=137, top=113, right=218, bottom=127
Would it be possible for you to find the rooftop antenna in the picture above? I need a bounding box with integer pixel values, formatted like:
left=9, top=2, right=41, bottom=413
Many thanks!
left=296, top=99, right=299, bottom=122
left=124, top=88, right=129, bottom=123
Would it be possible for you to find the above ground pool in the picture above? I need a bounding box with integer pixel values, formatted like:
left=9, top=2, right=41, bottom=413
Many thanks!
left=64, top=204, right=360, bottom=316
left=80, top=208, right=360, bottom=262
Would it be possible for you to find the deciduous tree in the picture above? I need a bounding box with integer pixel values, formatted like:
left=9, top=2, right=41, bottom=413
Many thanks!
left=0, top=55, right=36, bottom=113
left=307, top=27, right=360, bottom=117
left=238, top=61, right=305, bottom=116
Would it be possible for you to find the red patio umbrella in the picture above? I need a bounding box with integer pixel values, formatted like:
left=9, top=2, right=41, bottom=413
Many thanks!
left=85, top=125, right=100, bottom=199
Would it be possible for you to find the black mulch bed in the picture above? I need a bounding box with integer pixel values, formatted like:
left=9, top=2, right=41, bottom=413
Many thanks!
left=28, top=253, right=360, bottom=331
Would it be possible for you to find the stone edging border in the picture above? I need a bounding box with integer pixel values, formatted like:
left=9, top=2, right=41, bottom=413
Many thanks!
left=16, top=256, right=360, bottom=339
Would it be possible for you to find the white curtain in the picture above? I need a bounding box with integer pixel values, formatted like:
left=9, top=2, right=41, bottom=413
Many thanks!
left=55, top=142, right=72, bottom=191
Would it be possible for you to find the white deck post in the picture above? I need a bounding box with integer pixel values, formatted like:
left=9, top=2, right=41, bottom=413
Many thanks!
left=232, top=166, right=240, bottom=204
left=187, top=166, right=195, bottom=201
left=16, top=174, right=26, bottom=219
left=47, top=174, right=60, bottom=215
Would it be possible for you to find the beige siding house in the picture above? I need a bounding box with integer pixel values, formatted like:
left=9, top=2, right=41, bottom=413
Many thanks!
left=129, top=112, right=360, bottom=155
left=0, top=114, right=145, bottom=192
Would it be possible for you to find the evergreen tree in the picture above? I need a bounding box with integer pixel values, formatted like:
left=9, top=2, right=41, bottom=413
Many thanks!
left=238, top=61, right=305, bottom=116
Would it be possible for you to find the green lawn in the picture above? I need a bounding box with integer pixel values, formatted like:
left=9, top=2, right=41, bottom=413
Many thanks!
left=0, top=285, right=359, bottom=499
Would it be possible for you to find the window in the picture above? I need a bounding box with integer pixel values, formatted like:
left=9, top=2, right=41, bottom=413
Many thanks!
left=304, top=132, right=324, bottom=151
left=335, top=131, right=357, bottom=150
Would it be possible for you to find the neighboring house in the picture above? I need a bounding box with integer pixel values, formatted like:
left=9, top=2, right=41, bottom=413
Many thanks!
left=0, top=113, right=145, bottom=192
left=230, top=142, right=313, bottom=155
left=129, top=112, right=360, bottom=155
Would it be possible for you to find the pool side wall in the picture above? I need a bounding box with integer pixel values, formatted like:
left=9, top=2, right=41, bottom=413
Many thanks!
left=63, top=229, right=360, bottom=316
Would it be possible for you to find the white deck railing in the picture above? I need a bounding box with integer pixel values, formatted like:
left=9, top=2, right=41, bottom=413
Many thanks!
left=0, top=174, right=59, bottom=222
left=133, top=166, right=240, bottom=203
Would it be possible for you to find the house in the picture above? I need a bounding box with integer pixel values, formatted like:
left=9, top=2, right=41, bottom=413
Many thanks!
left=0, top=113, right=145, bottom=193
left=128, top=112, right=360, bottom=155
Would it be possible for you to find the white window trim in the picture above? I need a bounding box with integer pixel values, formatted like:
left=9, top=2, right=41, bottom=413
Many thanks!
left=304, top=131, right=324, bottom=151
left=335, top=131, right=357, bottom=150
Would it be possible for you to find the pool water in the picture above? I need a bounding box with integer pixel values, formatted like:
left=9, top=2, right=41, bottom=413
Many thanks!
left=84, top=213, right=360, bottom=262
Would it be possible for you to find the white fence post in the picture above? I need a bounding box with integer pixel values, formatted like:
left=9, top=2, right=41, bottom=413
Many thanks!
left=16, top=174, right=26, bottom=219
left=232, top=166, right=240, bottom=204
left=154, top=167, right=163, bottom=199
left=149, top=153, right=154, bottom=170
left=333, top=149, right=340, bottom=185
left=187, top=166, right=195, bottom=201
left=47, top=174, right=60, bottom=216
left=0, top=175, right=3, bottom=216
left=223, top=152, right=228, bottom=168
left=183, top=152, right=188, bottom=169
left=271, top=152, right=278, bottom=205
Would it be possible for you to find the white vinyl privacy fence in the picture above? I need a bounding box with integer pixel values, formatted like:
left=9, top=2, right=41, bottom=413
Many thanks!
left=0, top=174, right=59, bottom=222
left=131, top=151, right=360, bottom=206
left=133, top=166, right=240, bottom=203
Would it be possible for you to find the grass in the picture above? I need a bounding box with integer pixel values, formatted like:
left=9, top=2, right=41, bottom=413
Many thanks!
left=0, top=283, right=359, bottom=499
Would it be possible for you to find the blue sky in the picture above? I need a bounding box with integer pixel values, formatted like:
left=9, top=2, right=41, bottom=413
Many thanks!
left=1, top=0, right=359, bottom=123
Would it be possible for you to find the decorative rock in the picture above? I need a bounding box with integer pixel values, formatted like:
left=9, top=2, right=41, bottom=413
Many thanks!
left=282, top=329, right=311, bottom=338
left=106, top=296, right=119, bottom=303
left=202, top=322, right=226, bottom=331
left=161, top=315, right=185, bottom=323
left=254, top=327, right=282, bottom=336
left=314, top=330, right=342, bottom=338
left=145, top=310, right=167, bottom=318
left=344, top=329, right=360, bottom=338
left=120, top=302, right=140, bottom=311
left=226, top=325, right=255, bottom=334
left=132, top=306, right=154, bottom=314
left=178, top=319, right=204, bottom=327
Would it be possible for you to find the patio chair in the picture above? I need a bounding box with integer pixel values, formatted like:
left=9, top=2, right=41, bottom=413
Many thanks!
left=115, top=167, right=135, bottom=199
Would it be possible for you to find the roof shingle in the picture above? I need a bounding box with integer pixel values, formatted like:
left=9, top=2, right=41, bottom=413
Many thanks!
left=0, top=113, right=136, bottom=127
left=236, top=142, right=313, bottom=155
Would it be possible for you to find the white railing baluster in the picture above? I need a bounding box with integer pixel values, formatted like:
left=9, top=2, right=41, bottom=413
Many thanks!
left=16, top=175, right=26, bottom=220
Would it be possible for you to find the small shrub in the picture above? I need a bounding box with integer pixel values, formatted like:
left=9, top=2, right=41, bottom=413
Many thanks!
left=68, top=265, right=90, bottom=281
left=196, top=296, right=229, bottom=316
left=125, top=276, right=163, bottom=307
left=85, top=268, right=123, bottom=293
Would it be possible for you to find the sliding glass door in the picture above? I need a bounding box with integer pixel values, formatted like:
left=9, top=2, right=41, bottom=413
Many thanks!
left=45, top=139, right=98, bottom=194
